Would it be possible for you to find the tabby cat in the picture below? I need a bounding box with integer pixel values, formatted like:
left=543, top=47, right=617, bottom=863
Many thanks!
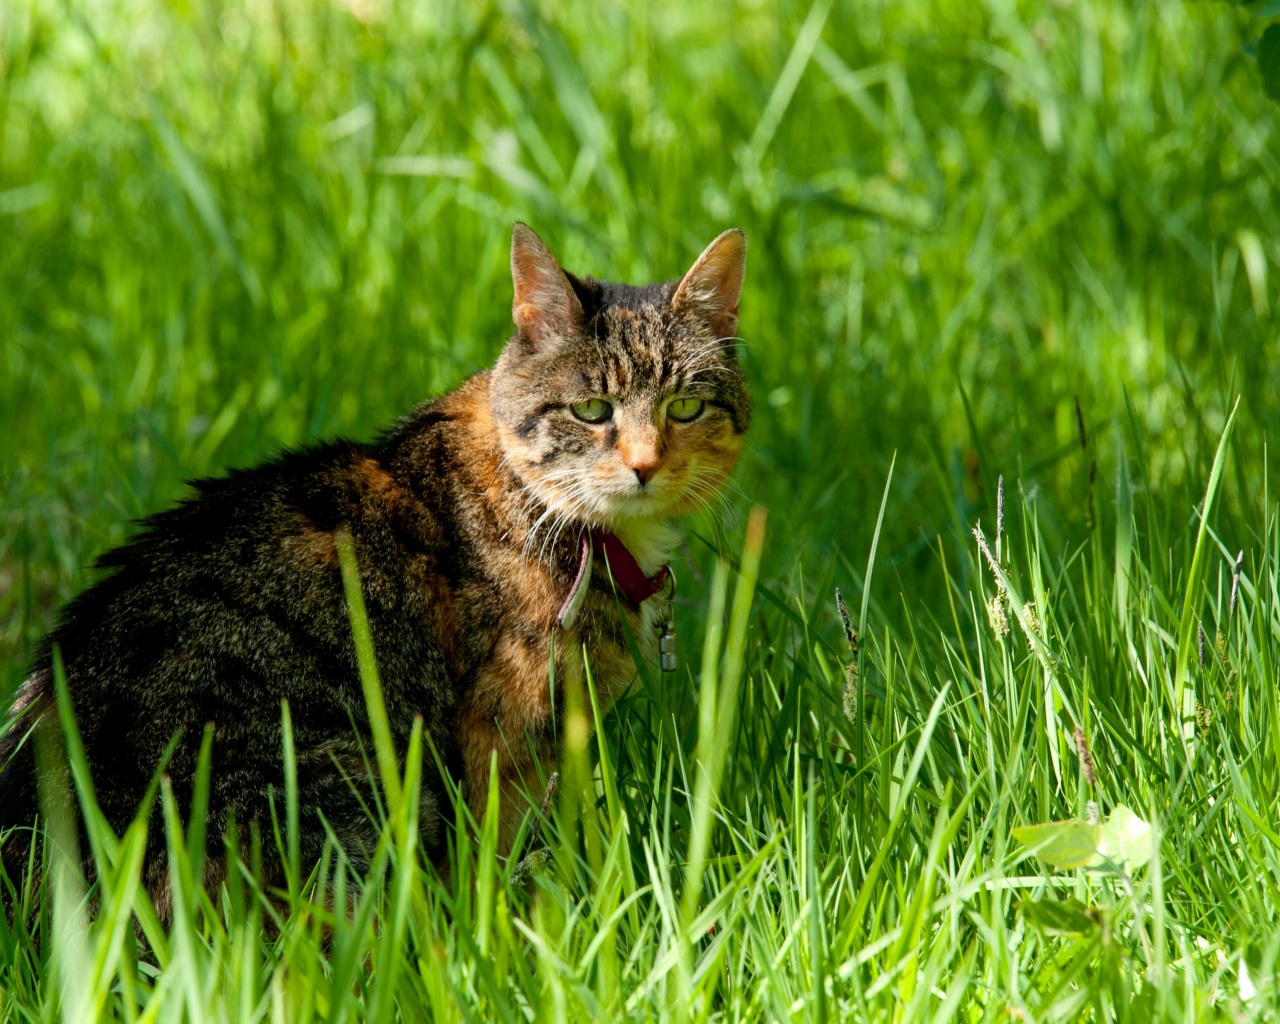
left=0, top=224, right=750, bottom=911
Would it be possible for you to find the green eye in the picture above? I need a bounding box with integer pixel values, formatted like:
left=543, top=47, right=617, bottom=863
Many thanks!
left=667, top=397, right=705, bottom=422
left=571, top=398, right=613, bottom=424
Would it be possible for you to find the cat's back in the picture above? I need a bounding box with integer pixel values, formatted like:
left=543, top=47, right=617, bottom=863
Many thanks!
left=52, top=381, right=493, bottom=673
left=52, top=436, right=404, bottom=690
left=4, top=393, right=480, bottom=845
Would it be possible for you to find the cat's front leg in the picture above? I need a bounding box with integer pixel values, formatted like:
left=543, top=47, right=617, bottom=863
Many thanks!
left=456, top=632, right=559, bottom=855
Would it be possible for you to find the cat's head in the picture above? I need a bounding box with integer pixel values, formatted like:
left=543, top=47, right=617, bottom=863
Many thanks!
left=490, top=224, right=751, bottom=531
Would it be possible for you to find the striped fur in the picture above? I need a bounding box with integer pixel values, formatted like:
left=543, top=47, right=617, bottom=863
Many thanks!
left=0, top=225, right=750, bottom=902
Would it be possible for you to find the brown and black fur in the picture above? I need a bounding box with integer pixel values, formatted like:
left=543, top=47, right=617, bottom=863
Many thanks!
left=0, top=224, right=750, bottom=908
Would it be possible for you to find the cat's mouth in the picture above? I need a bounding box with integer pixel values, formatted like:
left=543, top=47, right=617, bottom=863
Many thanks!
left=519, top=460, right=706, bottom=532
left=567, top=482, right=675, bottom=526
left=600, top=478, right=691, bottom=523
left=614, top=489, right=660, bottom=515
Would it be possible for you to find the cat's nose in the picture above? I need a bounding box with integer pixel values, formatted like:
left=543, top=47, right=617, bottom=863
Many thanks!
left=627, top=450, right=661, bottom=486
left=633, top=463, right=658, bottom=486
left=621, top=433, right=662, bottom=486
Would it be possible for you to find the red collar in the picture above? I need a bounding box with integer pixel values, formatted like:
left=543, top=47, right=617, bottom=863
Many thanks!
left=590, top=529, right=671, bottom=604
left=556, top=527, right=670, bottom=628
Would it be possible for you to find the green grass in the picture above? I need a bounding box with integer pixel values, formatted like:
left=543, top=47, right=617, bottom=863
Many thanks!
left=3, top=0, right=1280, bottom=1018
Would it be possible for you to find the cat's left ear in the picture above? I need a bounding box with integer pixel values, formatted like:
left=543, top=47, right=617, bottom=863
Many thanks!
left=671, top=228, right=746, bottom=342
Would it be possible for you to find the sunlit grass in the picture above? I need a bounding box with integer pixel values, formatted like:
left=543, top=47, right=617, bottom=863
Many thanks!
left=3, top=0, right=1280, bottom=1018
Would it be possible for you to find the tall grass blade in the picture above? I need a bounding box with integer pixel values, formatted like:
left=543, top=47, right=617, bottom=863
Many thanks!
left=1173, top=398, right=1239, bottom=742
left=335, top=525, right=402, bottom=816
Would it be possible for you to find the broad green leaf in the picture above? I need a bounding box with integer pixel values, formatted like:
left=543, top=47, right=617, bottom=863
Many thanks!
left=1097, top=805, right=1154, bottom=870
left=1011, top=820, right=1102, bottom=869
left=1014, top=806, right=1155, bottom=873
left=1018, top=898, right=1099, bottom=936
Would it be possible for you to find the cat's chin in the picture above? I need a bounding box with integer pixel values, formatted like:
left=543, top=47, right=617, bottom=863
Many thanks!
left=601, top=490, right=681, bottom=525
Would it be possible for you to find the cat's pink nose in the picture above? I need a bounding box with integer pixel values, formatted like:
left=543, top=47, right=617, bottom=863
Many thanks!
left=621, top=436, right=661, bottom=486
left=629, top=454, right=660, bottom=486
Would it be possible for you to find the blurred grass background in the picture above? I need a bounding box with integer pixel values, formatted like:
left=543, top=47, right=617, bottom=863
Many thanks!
left=4, top=0, right=1280, bottom=1018
left=3, top=0, right=1273, bottom=681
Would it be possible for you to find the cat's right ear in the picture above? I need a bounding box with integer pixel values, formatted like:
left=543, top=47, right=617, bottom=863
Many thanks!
left=511, top=223, right=583, bottom=351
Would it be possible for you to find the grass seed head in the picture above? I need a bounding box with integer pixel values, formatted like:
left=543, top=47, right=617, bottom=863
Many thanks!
left=842, top=663, right=858, bottom=724
left=973, top=525, right=1007, bottom=594
left=995, top=474, right=1005, bottom=563
left=836, top=587, right=860, bottom=723
left=835, top=587, right=858, bottom=656
left=1074, top=724, right=1097, bottom=787
left=1022, top=601, right=1042, bottom=641
left=1014, top=600, right=1044, bottom=653
left=987, top=594, right=1009, bottom=640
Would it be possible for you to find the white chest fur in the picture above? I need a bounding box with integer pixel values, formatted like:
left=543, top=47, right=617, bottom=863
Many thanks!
left=610, top=519, right=681, bottom=578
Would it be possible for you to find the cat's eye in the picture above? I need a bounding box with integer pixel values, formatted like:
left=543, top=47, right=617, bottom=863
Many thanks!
left=571, top=398, right=613, bottom=424
left=667, top=397, right=705, bottom=422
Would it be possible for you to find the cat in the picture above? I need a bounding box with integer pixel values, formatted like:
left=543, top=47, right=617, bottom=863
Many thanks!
left=0, top=224, right=750, bottom=913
